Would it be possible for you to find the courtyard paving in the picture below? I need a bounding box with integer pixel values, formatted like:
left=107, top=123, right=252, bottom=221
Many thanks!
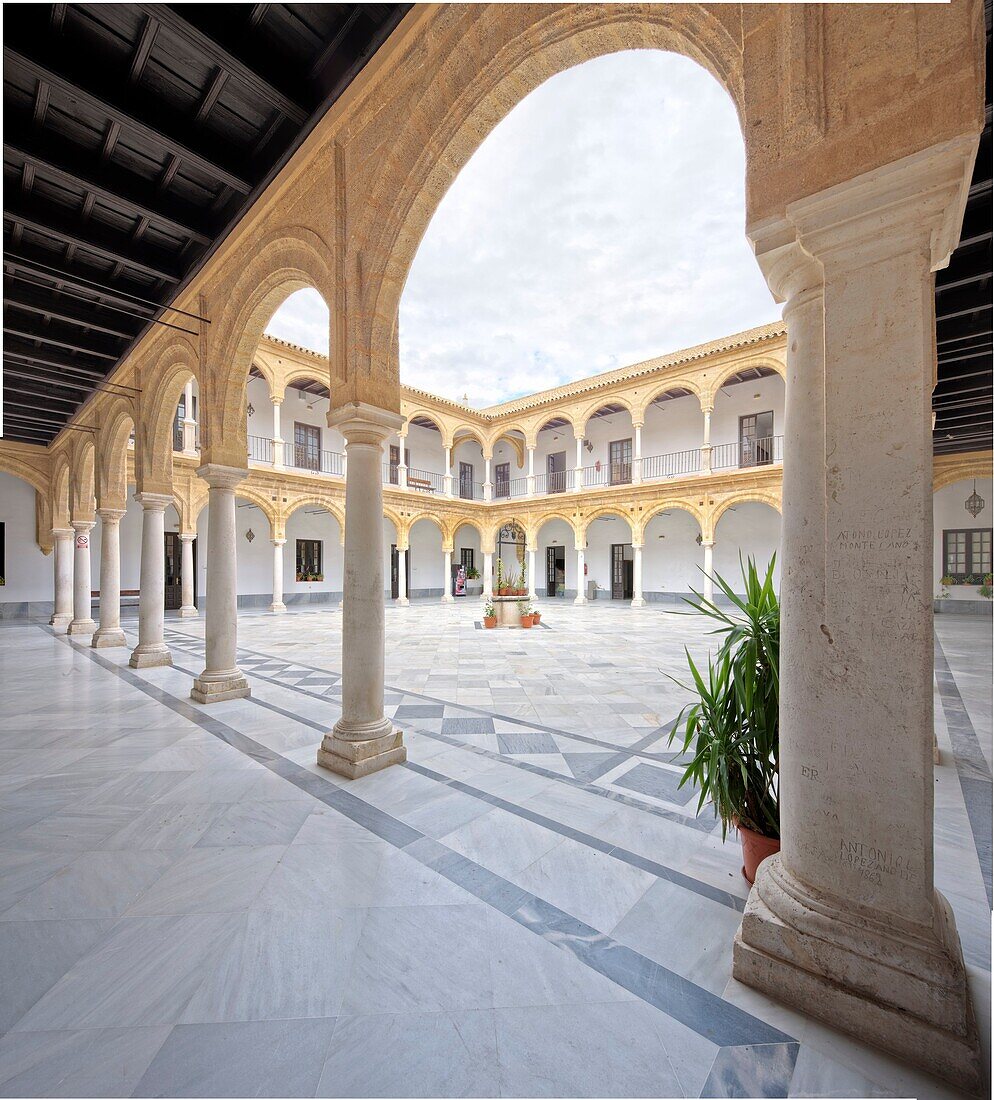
left=0, top=599, right=989, bottom=1097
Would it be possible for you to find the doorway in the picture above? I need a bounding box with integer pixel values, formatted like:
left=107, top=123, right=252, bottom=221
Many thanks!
left=390, top=544, right=411, bottom=599
left=494, top=461, right=510, bottom=499
left=459, top=461, right=474, bottom=500
left=547, top=451, right=567, bottom=493
left=611, top=543, right=634, bottom=600
left=546, top=546, right=566, bottom=596
left=163, top=531, right=193, bottom=610
left=739, top=411, right=774, bottom=466
left=609, top=439, right=632, bottom=485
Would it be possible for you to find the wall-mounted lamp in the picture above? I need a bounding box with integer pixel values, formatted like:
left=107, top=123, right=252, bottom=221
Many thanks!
left=247, top=403, right=255, bottom=417
left=245, top=529, right=255, bottom=543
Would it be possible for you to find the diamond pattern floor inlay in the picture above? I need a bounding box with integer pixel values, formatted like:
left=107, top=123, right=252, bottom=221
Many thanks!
left=0, top=600, right=988, bottom=1098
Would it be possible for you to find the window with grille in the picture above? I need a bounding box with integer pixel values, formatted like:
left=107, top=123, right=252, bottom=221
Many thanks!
left=460, top=548, right=474, bottom=572
left=943, top=528, right=992, bottom=581
left=296, top=539, right=323, bottom=581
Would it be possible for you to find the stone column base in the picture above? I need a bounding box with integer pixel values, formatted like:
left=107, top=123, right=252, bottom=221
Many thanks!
left=190, top=670, right=251, bottom=703
left=129, top=644, right=172, bottom=668
left=178, top=606, right=198, bottom=618
left=268, top=602, right=287, bottom=613
left=441, top=594, right=455, bottom=604
left=631, top=597, right=646, bottom=608
left=396, top=597, right=409, bottom=606
left=317, top=728, right=406, bottom=779
left=67, top=618, right=96, bottom=636
left=92, top=628, right=127, bottom=649
left=573, top=595, right=587, bottom=606
left=733, top=856, right=983, bottom=1095
left=50, top=613, right=72, bottom=630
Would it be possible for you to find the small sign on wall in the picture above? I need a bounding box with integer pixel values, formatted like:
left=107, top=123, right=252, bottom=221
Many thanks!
left=75, top=533, right=89, bottom=550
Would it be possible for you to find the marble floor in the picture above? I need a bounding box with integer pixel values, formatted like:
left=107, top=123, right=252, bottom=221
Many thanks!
left=0, top=600, right=989, bottom=1098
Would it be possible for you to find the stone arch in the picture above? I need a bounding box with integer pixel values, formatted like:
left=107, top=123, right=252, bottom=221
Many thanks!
left=208, top=228, right=333, bottom=464
left=637, top=499, right=705, bottom=542
left=484, top=514, right=531, bottom=548
left=576, top=394, right=638, bottom=436
left=447, top=516, right=486, bottom=545
left=580, top=504, right=636, bottom=540
left=402, top=407, right=450, bottom=447
left=533, top=510, right=582, bottom=545
left=51, top=453, right=71, bottom=529
left=490, top=432, right=526, bottom=469
left=138, top=337, right=200, bottom=493
left=69, top=435, right=97, bottom=521
left=408, top=511, right=448, bottom=542
left=702, top=356, right=787, bottom=409
left=451, top=426, right=490, bottom=455
left=283, top=367, right=332, bottom=394
left=0, top=446, right=51, bottom=499
left=280, top=495, right=344, bottom=545
left=709, top=490, right=782, bottom=543
left=636, top=378, right=706, bottom=422
left=96, top=399, right=136, bottom=510
left=933, top=455, right=993, bottom=492
left=363, top=6, right=747, bottom=382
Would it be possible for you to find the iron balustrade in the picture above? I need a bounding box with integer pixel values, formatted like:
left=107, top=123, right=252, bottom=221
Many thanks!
left=404, top=467, right=446, bottom=494
left=172, top=424, right=184, bottom=452
left=711, top=435, right=783, bottom=470
left=582, top=462, right=609, bottom=488
left=248, top=435, right=274, bottom=463
left=533, top=469, right=574, bottom=495
left=287, top=444, right=343, bottom=475
left=641, top=448, right=701, bottom=481
left=507, top=476, right=529, bottom=498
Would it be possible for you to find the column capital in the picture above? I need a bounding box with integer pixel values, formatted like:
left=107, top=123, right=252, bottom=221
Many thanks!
left=52, top=527, right=73, bottom=540
left=179, top=531, right=197, bottom=543
left=70, top=518, right=96, bottom=533
left=96, top=507, right=126, bottom=523
left=270, top=394, right=284, bottom=407
left=631, top=541, right=643, bottom=551
left=396, top=540, right=408, bottom=553
left=271, top=538, right=287, bottom=547
left=196, top=464, right=248, bottom=490
left=134, top=491, right=173, bottom=511
left=327, top=402, right=403, bottom=445
left=700, top=538, right=715, bottom=548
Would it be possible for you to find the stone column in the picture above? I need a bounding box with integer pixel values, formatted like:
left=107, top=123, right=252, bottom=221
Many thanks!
left=271, top=397, right=285, bottom=469
left=398, top=431, right=408, bottom=489
left=482, top=550, right=493, bottom=600
left=182, top=380, right=198, bottom=455
left=484, top=455, right=492, bottom=501
left=67, top=521, right=97, bottom=635
left=178, top=534, right=197, bottom=617
left=92, top=508, right=126, bottom=647
left=733, top=137, right=981, bottom=1092
left=701, top=539, right=715, bottom=604
left=441, top=548, right=454, bottom=603
left=443, top=445, right=452, bottom=497
left=527, top=547, right=537, bottom=600
left=396, top=546, right=409, bottom=605
left=574, top=434, right=584, bottom=492
left=633, top=423, right=643, bottom=484
left=631, top=543, right=645, bottom=607
left=317, top=403, right=406, bottom=779
left=269, top=539, right=287, bottom=612
left=50, top=528, right=74, bottom=630
left=526, top=445, right=536, bottom=496
left=574, top=544, right=587, bottom=605
left=129, top=493, right=172, bottom=667
left=191, top=466, right=250, bottom=702
left=701, top=405, right=713, bottom=474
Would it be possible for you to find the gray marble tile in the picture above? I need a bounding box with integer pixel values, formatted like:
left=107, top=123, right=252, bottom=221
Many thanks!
left=316, top=1009, right=499, bottom=1097
left=194, top=799, right=313, bottom=848
left=0, top=850, right=74, bottom=913
left=0, top=1025, right=171, bottom=1098
left=135, top=1017, right=338, bottom=1098
left=611, top=760, right=697, bottom=806
left=102, top=801, right=230, bottom=851
left=340, top=904, right=493, bottom=1015
left=0, top=918, right=116, bottom=1036
left=252, top=841, right=387, bottom=910
left=181, top=907, right=365, bottom=1023
left=12, top=914, right=235, bottom=1031
left=497, top=730, right=560, bottom=754
left=702, top=1042, right=800, bottom=1098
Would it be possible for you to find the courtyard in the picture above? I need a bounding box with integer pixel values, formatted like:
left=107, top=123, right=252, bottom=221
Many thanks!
left=0, top=603, right=989, bottom=1098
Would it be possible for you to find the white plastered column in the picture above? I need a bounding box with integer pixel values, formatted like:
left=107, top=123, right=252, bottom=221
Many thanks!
left=482, top=550, right=493, bottom=600
left=701, top=405, right=713, bottom=474
left=271, top=397, right=285, bottom=469
left=573, top=542, right=587, bottom=605
left=67, top=520, right=96, bottom=635
left=701, top=539, right=715, bottom=604
left=732, top=136, right=982, bottom=1093
left=483, top=454, right=493, bottom=501
left=270, top=538, right=287, bottom=612
left=191, top=465, right=250, bottom=702
left=398, top=430, right=408, bottom=489
left=631, top=543, right=645, bottom=607
left=182, top=379, right=198, bottom=455
left=633, top=423, right=643, bottom=484
left=92, top=508, right=127, bottom=647
left=443, top=444, right=453, bottom=497
left=317, top=403, right=406, bottom=779
left=49, top=527, right=74, bottom=630
left=396, top=544, right=409, bottom=605
left=527, top=546, right=537, bottom=600
left=441, top=547, right=454, bottom=602
left=129, top=493, right=172, bottom=667
left=178, top=534, right=197, bottom=617
left=574, top=433, right=584, bottom=492
left=526, top=445, right=536, bottom=496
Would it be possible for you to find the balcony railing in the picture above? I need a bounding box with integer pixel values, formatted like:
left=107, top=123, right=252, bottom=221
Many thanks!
left=401, top=466, right=446, bottom=494
left=711, top=435, right=783, bottom=471
left=173, top=424, right=184, bottom=452
left=534, top=469, right=574, bottom=495
left=642, top=447, right=701, bottom=481
left=287, top=445, right=343, bottom=476
left=248, top=435, right=273, bottom=463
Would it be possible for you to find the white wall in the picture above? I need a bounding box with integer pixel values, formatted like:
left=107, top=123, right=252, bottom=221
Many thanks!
left=710, top=373, right=785, bottom=450
left=409, top=519, right=444, bottom=594
left=0, top=472, right=52, bottom=606
left=284, top=508, right=344, bottom=601
left=642, top=393, right=704, bottom=457
left=642, top=509, right=704, bottom=596
left=534, top=518, right=577, bottom=597
left=713, top=502, right=782, bottom=590
left=934, top=478, right=993, bottom=599
left=584, top=514, right=636, bottom=596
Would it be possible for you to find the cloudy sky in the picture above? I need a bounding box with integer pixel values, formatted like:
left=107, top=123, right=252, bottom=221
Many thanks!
left=265, top=50, right=780, bottom=406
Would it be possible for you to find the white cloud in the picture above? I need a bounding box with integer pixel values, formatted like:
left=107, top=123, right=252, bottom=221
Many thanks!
left=266, top=50, right=779, bottom=406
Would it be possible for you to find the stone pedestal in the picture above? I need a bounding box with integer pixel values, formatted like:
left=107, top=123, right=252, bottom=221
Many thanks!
left=492, top=595, right=526, bottom=627
left=92, top=508, right=127, bottom=648
left=317, top=404, right=406, bottom=779
left=49, top=528, right=74, bottom=630
left=733, top=136, right=982, bottom=1094
left=67, top=521, right=96, bottom=635
left=130, top=494, right=172, bottom=667
left=191, top=466, right=250, bottom=703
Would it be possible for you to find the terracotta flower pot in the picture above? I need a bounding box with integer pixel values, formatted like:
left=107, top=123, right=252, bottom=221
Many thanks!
left=520, top=615, right=533, bottom=628
left=532, top=612, right=541, bottom=623
left=736, top=821, right=780, bottom=885
left=483, top=616, right=497, bottom=629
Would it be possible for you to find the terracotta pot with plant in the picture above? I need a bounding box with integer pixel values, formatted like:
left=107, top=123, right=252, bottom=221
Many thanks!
left=669, top=555, right=780, bottom=884
left=532, top=608, right=541, bottom=624
left=519, top=600, right=533, bottom=628
left=483, top=599, right=497, bottom=629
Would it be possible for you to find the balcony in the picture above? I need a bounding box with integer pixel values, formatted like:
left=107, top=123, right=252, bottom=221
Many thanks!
left=711, top=435, right=783, bottom=471
left=641, top=447, right=701, bottom=480
left=287, top=445, right=344, bottom=477
left=248, top=435, right=274, bottom=464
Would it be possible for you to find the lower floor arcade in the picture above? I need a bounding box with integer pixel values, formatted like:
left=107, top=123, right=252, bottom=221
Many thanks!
left=0, top=603, right=988, bottom=1097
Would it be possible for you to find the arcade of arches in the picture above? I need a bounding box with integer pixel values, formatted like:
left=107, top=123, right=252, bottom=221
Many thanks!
left=0, top=4, right=991, bottom=1096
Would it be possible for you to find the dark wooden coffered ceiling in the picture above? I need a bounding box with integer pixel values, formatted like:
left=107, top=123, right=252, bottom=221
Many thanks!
left=2, top=4, right=990, bottom=455
left=2, top=3, right=409, bottom=446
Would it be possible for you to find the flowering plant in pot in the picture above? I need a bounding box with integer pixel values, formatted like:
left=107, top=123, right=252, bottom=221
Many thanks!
left=668, top=554, right=780, bottom=884
left=518, top=599, right=533, bottom=627
left=483, top=599, right=497, bottom=628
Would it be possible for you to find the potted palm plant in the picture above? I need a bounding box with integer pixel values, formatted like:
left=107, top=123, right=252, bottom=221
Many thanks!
left=669, top=555, right=780, bottom=884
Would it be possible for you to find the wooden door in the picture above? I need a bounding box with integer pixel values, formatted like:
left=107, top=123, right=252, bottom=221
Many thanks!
left=459, top=461, right=474, bottom=499
left=164, top=532, right=182, bottom=609
left=294, top=422, right=320, bottom=470
left=547, top=450, right=566, bottom=493
left=495, top=462, right=510, bottom=498
left=739, top=411, right=774, bottom=466
left=609, top=439, right=632, bottom=484
left=611, top=543, right=633, bottom=599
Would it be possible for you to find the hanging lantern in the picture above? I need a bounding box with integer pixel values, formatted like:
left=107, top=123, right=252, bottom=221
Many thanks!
left=965, top=480, right=985, bottom=518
